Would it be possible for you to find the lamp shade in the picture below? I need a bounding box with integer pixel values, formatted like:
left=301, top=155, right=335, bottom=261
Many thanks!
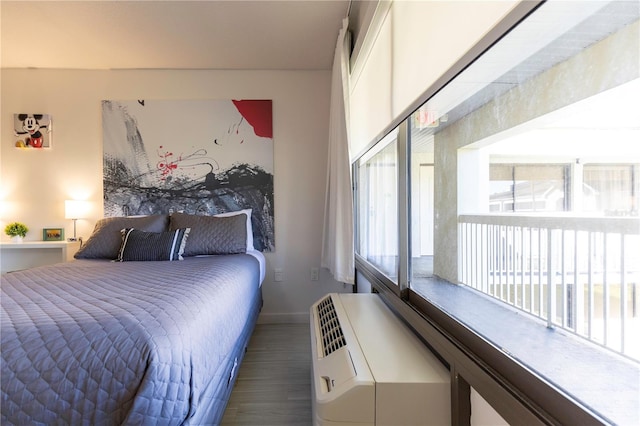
left=64, top=200, right=91, bottom=219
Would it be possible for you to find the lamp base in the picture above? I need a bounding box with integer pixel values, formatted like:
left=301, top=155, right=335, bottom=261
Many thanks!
left=67, top=218, right=79, bottom=242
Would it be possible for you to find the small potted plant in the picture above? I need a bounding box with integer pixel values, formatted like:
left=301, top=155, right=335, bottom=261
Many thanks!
left=5, top=222, right=28, bottom=243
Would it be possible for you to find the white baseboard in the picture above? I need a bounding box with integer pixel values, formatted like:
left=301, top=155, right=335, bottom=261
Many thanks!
left=257, top=312, right=309, bottom=324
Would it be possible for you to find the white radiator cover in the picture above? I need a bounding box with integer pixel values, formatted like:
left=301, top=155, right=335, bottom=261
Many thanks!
left=310, top=293, right=451, bottom=426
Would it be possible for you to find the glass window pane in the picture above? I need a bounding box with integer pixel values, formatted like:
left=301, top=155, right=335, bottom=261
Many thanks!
left=583, top=164, right=639, bottom=215
left=409, top=114, right=435, bottom=281
left=489, top=164, right=569, bottom=212
left=393, top=0, right=639, bottom=363
left=357, top=130, right=399, bottom=282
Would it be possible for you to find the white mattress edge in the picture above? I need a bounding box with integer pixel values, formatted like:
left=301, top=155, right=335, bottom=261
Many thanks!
left=246, top=249, right=266, bottom=286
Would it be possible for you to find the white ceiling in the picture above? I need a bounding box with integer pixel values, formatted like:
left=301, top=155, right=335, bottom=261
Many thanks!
left=0, top=0, right=350, bottom=70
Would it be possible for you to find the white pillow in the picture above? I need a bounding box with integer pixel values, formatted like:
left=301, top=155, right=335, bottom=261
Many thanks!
left=214, top=209, right=254, bottom=251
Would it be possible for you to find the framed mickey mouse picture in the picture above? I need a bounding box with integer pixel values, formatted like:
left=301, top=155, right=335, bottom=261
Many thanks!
left=13, top=113, right=52, bottom=149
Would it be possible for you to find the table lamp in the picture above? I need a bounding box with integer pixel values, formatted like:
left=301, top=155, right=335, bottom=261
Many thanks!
left=64, top=200, right=91, bottom=241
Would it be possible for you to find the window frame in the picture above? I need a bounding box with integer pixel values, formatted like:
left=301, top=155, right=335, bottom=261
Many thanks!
left=354, top=120, right=411, bottom=298
left=352, top=1, right=639, bottom=424
left=489, top=163, right=572, bottom=213
left=355, top=125, right=402, bottom=286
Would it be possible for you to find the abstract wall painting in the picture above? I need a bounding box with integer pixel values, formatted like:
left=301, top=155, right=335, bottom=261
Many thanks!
left=102, top=99, right=274, bottom=251
left=13, top=114, right=52, bottom=148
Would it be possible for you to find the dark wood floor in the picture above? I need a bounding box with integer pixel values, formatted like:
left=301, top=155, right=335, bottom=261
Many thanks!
left=220, top=323, right=312, bottom=426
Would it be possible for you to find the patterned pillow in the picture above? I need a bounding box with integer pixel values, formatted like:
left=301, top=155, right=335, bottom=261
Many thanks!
left=75, top=215, right=170, bottom=259
left=169, top=213, right=247, bottom=256
left=116, top=228, right=190, bottom=262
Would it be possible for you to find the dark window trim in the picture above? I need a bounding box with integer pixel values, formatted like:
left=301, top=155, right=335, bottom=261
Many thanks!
left=355, top=254, right=402, bottom=299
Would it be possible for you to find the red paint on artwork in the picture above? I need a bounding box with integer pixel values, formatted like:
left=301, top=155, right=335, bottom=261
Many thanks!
left=232, top=100, right=273, bottom=139
left=157, top=146, right=181, bottom=180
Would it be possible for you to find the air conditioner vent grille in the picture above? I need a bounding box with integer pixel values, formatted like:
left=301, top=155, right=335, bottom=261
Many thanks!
left=317, top=296, right=346, bottom=357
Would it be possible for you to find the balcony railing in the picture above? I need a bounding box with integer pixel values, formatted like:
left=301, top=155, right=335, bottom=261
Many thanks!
left=458, top=214, right=640, bottom=361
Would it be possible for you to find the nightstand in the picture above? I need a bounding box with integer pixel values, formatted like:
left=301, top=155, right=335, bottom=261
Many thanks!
left=0, top=241, right=81, bottom=274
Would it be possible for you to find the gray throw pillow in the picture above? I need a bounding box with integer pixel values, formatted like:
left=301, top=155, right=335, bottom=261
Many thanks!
left=170, top=213, right=247, bottom=256
left=116, top=228, right=190, bottom=262
left=75, top=215, right=170, bottom=259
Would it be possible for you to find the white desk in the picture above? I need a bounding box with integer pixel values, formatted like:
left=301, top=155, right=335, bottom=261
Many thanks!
left=0, top=241, right=80, bottom=274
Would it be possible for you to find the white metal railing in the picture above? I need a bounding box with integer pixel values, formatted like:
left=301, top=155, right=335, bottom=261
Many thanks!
left=458, top=214, right=640, bottom=362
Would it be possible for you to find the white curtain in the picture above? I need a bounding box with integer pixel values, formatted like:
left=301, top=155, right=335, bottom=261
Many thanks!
left=321, top=17, right=354, bottom=284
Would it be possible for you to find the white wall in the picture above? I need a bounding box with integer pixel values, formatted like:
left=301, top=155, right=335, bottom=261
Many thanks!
left=0, top=68, right=348, bottom=322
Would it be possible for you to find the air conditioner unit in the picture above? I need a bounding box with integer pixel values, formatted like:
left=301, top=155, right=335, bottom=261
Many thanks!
left=310, top=293, right=450, bottom=426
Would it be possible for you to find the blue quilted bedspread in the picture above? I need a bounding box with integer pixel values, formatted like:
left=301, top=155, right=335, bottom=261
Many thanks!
left=1, top=255, right=260, bottom=425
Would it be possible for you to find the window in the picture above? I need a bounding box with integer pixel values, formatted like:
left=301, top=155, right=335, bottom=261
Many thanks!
left=583, top=164, right=639, bottom=215
left=354, top=1, right=639, bottom=423
left=424, top=0, right=640, bottom=361
left=356, top=128, right=399, bottom=282
left=410, top=111, right=435, bottom=280
left=489, top=164, right=569, bottom=212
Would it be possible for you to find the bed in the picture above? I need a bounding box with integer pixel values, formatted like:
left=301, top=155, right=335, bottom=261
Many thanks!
left=1, top=211, right=265, bottom=425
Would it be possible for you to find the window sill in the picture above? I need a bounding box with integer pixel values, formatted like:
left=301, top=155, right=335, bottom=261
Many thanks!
left=410, top=277, right=639, bottom=425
